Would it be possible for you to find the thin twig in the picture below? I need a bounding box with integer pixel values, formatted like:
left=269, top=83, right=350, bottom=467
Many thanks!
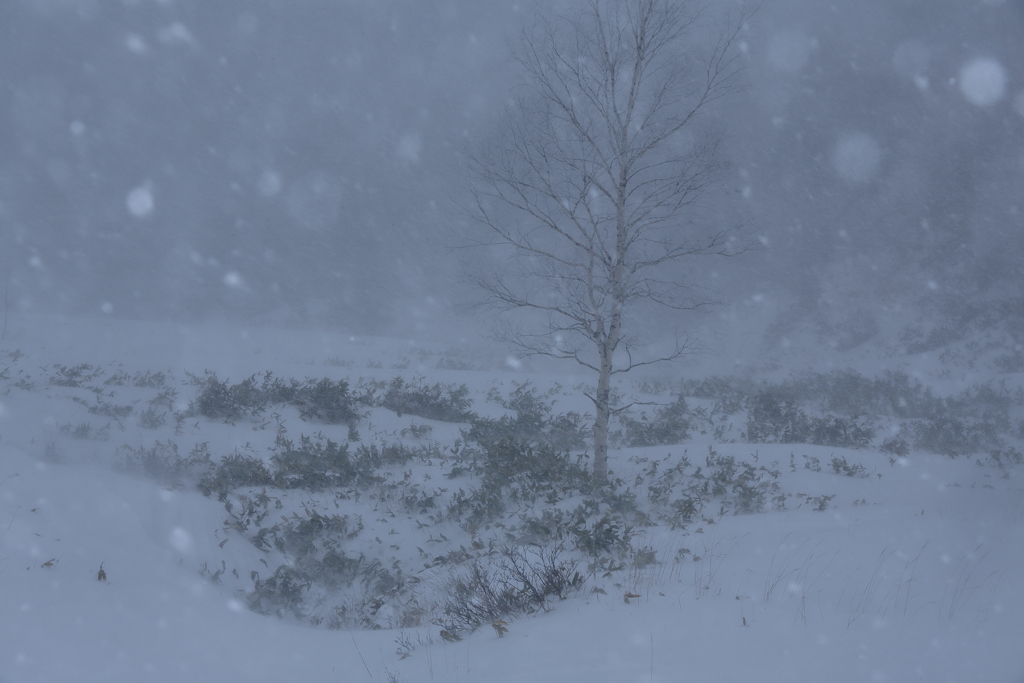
left=351, top=635, right=373, bottom=678
left=1, top=275, right=8, bottom=341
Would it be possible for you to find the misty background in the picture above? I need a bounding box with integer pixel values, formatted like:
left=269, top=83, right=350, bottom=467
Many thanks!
left=2, top=0, right=1022, bottom=363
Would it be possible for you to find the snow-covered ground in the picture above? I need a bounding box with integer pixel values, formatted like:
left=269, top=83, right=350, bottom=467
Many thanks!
left=1, top=315, right=1022, bottom=683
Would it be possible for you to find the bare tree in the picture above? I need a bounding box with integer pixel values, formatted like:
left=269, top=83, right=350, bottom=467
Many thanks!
left=464, top=0, right=750, bottom=479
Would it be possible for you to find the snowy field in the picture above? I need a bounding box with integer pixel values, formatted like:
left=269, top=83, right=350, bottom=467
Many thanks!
left=1, top=315, right=1022, bottom=683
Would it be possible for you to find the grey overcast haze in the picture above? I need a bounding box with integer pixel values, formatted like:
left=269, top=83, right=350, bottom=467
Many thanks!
left=2, top=0, right=1022, bottom=357
left=1, top=2, right=1024, bottom=682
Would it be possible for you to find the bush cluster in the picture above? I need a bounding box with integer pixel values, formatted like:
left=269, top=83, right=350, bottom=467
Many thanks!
left=510, top=502, right=635, bottom=556
left=48, top=363, right=105, bottom=388
left=193, top=433, right=389, bottom=497
left=467, top=383, right=588, bottom=451
left=634, top=446, right=785, bottom=527
left=678, top=370, right=1018, bottom=456
left=746, top=391, right=874, bottom=448
left=438, top=546, right=583, bottom=635
left=114, top=441, right=212, bottom=484
left=243, top=506, right=405, bottom=627
left=94, top=362, right=1023, bottom=635
left=617, top=394, right=692, bottom=447
left=444, top=438, right=596, bottom=529
left=191, top=371, right=359, bottom=425
left=380, top=377, right=475, bottom=422
left=196, top=452, right=274, bottom=496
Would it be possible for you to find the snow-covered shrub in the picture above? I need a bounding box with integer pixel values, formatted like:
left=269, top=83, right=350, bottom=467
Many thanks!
left=190, top=371, right=359, bottom=425
left=270, top=432, right=380, bottom=490
left=191, top=372, right=262, bottom=421
left=879, top=435, right=911, bottom=457
left=352, top=441, right=425, bottom=468
left=290, top=377, right=360, bottom=424
left=400, top=423, right=433, bottom=439
left=236, top=502, right=411, bottom=628
left=247, top=565, right=311, bottom=619
left=745, top=390, right=809, bottom=443
left=745, top=390, right=874, bottom=447
left=807, top=415, right=875, bottom=448
left=910, top=417, right=1004, bottom=456
left=679, top=376, right=749, bottom=415
left=632, top=446, right=786, bottom=526
left=84, top=397, right=134, bottom=420
left=197, top=453, right=274, bottom=498
left=467, top=383, right=588, bottom=451
left=113, top=441, right=212, bottom=486
left=699, top=450, right=782, bottom=515
left=48, top=363, right=104, bottom=388
left=438, top=546, right=583, bottom=635
left=474, top=439, right=592, bottom=506
left=566, top=509, right=632, bottom=556
left=616, top=394, right=692, bottom=447
left=380, top=377, right=474, bottom=422
left=830, top=455, right=868, bottom=478
left=137, top=406, right=166, bottom=429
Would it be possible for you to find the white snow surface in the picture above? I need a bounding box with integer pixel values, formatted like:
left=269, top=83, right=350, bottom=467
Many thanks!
left=0, top=315, right=1022, bottom=683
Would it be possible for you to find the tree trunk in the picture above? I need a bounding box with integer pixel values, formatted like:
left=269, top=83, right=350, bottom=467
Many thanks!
left=592, top=346, right=613, bottom=480
left=593, top=298, right=622, bottom=480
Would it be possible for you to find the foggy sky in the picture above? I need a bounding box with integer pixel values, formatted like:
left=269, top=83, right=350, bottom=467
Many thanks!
left=1, top=0, right=1021, bottom=355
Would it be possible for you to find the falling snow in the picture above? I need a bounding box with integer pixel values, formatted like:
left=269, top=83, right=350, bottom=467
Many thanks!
left=832, top=133, right=882, bottom=184
left=767, top=30, right=816, bottom=73
left=1, top=2, right=1022, bottom=677
left=126, top=183, right=155, bottom=217
left=959, top=58, right=1007, bottom=107
left=396, top=132, right=423, bottom=164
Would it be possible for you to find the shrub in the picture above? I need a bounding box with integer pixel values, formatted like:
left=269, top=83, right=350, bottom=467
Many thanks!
left=807, top=415, right=874, bottom=448
left=910, top=417, right=1003, bottom=456
left=438, top=546, right=583, bottom=635
left=248, top=565, right=311, bottom=619
left=69, top=392, right=136, bottom=421
left=191, top=372, right=358, bottom=425
left=268, top=510, right=361, bottom=556
left=48, top=363, right=104, bottom=388
left=192, top=372, right=258, bottom=421
left=137, top=406, right=166, bottom=429
left=353, top=442, right=411, bottom=468
left=197, top=453, right=274, bottom=498
left=706, top=450, right=783, bottom=515
left=271, top=433, right=374, bottom=490
left=381, top=377, right=474, bottom=422
left=746, top=391, right=874, bottom=447
left=618, top=394, right=692, bottom=447
left=682, top=370, right=1018, bottom=454
left=400, top=423, right=433, bottom=439
left=241, top=505, right=409, bottom=629
left=830, top=455, right=868, bottom=478
left=113, top=441, right=212, bottom=485
left=986, top=447, right=1024, bottom=467
left=291, top=377, right=359, bottom=424
left=477, top=439, right=593, bottom=503
left=442, top=436, right=610, bottom=537
left=634, top=446, right=784, bottom=525
left=879, top=436, right=910, bottom=457
left=567, top=511, right=630, bottom=556
left=466, top=383, right=587, bottom=451
left=746, top=391, right=808, bottom=443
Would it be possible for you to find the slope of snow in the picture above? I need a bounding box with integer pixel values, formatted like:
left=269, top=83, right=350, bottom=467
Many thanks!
left=0, top=314, right=1022, bottom=683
